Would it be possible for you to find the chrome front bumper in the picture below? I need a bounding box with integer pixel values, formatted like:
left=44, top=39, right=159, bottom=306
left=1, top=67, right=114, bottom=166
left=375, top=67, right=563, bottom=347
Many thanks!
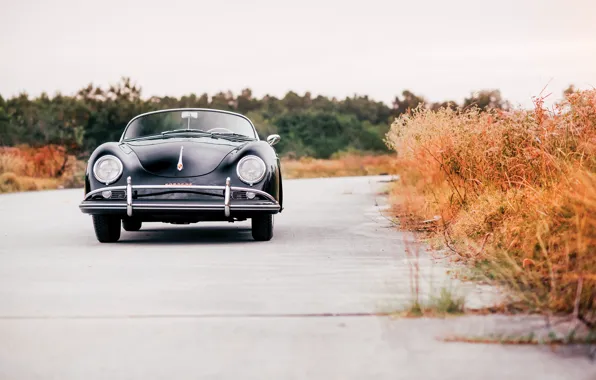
left=79, top=176, right=280, bottom=217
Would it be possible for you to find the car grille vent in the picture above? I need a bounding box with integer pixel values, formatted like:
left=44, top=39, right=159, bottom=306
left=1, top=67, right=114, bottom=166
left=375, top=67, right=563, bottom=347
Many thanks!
left=91, top=190, right=126, bottom=200
left=232, top=191, right=262, bottom=200
left=232, top=191, right=247, bottom=200
left=110, top=190, right=126, bottom=199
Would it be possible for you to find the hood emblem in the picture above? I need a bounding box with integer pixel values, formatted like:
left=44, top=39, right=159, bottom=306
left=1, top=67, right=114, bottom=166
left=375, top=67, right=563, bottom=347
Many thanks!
left=177, top=146, right=184, bottom=171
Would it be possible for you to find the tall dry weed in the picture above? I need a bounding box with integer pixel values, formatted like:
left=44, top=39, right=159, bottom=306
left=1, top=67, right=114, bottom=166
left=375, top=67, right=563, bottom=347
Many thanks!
left=386, top=90, right=596, bottom=326
left=0, top=153, right=27, bottom=175
left=0, top=145, right=71, bottom=178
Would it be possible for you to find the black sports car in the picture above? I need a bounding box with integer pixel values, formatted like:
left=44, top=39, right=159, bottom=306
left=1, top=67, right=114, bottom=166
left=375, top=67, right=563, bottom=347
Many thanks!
left=79, top=108, right=283, bottom=243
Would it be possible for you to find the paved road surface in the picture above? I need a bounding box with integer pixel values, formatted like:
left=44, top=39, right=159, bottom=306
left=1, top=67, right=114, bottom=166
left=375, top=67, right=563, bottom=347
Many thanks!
left=0, top=176, right=593, bottom=379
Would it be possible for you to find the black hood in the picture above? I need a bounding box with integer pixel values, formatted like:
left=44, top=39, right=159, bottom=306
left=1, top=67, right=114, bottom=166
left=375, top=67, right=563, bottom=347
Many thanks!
left=126, top=137, right=244, bottom=178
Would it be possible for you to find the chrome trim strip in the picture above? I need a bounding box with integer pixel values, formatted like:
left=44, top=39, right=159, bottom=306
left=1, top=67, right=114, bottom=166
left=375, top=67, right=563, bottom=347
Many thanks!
left=177, top=146, right=184, bottom=171
left=84, top=184, right=278, bottom=203
left=79, top=203, right=280, bottom=211
left=126, top=176, right=133, bottom=217
left=79, top=204, right=127, bottom=209
left=230, top=205, right=280, bottom=210
left=135, top=204, right=280, bottom=210
left=224, top=177, right=231, bottom=217
left=82, top=178, right=280, bottom=217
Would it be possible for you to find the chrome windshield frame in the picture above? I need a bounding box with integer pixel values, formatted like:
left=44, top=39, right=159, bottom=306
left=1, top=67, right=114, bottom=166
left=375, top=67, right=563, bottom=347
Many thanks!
left=119, top=108, right=259, bottom=142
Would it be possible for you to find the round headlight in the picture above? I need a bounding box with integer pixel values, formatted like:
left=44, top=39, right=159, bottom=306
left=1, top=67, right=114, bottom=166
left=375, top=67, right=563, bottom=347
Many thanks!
left=93, top=155, right=123, bottom=185
left=236, top=155, right=266, bottom=185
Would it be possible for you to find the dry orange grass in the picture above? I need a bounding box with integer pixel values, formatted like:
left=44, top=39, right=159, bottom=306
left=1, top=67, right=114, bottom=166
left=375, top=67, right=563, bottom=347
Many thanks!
left=0, top=145, right=71, bottom=177
left=282, top=153, right=397, bottom=179
left=386, top=90, right=596, bottom=326
left=0, top=145, right=83, bottom=193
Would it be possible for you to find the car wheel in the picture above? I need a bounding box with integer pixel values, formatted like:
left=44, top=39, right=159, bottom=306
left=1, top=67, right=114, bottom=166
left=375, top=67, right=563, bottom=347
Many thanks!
left=92, top=215, right=121, bottom=243
left=122, top=218, right=142, bottom=232
left=251, top=214, right=274, bottom=241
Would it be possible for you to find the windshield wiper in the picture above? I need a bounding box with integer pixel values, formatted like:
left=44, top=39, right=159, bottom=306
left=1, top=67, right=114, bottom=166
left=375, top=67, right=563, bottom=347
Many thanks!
left=124, top=130, right=251, bottom=142
left=124, top=130, right=217, bottom=142
left=211, top=132, right=254, bottom=141
left=161, top=129, right=216, bottom=138
left=123, top=135, right=164, bottom=142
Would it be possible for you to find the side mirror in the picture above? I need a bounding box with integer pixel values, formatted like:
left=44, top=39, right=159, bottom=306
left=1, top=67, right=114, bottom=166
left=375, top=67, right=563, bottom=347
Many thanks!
left=267, top=134, right=281, bottom=146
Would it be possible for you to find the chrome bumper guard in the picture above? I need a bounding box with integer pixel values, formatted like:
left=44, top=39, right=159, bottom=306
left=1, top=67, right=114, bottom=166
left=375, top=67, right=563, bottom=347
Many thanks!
left=80, top=176, right=280, bottom=217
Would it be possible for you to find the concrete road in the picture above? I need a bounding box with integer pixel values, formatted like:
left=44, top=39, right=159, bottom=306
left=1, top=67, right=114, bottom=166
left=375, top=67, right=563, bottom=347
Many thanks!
left=0, top=176, right=593, bottom=379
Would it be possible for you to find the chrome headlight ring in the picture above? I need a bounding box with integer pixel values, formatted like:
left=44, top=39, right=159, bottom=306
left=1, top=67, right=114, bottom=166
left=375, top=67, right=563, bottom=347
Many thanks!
left=92, top=155, right=123, bottom=185
left=236, top=155, right=266, bottom=186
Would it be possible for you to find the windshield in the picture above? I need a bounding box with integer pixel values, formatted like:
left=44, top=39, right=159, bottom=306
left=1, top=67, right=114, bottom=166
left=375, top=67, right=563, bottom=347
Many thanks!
left=122, top=110, right=257, bottom=140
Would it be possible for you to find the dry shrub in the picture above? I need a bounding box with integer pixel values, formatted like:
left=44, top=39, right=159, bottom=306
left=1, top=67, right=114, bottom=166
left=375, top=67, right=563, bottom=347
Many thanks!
left=58, top=156, right=86, bottom=189
left=282, top=153, right=397, bottom=179
left=0, top=145, right=80, bottom=193
left=0, top=145, right=70, bottom=178
left=0, top=172, right=62, bottom=193
left=0, top=172, right=23, bottom=192
left=387, top=90, right=596, bottom=325
left=31, top=177, right=61, bottom=190
left=0, top=154, right=27, bottom=175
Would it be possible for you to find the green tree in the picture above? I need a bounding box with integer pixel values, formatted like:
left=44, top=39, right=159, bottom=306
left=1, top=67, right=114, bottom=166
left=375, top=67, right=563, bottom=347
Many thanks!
left=82, top=78, right=147, bottom=152
left=563, top=85, right=576, bottom=96
left=393, top=90, right=425, bottom=115
left=236, top=88, right=261, bottom=114
left=210, top=91, right=235, bottom=111
left=0, top=101, right=14, bottom=146
left=463, top=90, right=508, bottom=110
left=275, top=112, right=383, bottom=158
left=282, top=91, right=306, bottom=112
left=0, top=79, right=511, bottom=160
left=431, top=100, right=459, bottom=111
left=339, top=95, right=392, bottom=125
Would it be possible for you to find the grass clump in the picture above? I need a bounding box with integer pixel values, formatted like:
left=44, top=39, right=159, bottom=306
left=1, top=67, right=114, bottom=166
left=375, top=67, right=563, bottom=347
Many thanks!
left=402, top=287, right=466, bottom=317
left=386, top=89, right=596, bottom=328
left=431, top=287, right=466, bottom=315
left=442, top=332, right=596, bottom=346
left=0, top=172, right=23, bottom=192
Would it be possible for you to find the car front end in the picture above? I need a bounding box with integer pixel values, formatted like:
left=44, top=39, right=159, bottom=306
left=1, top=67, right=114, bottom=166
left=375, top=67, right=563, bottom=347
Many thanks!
left=80, top=140, right=282, bottom=223
left=79, top=108, right=283, bottom=242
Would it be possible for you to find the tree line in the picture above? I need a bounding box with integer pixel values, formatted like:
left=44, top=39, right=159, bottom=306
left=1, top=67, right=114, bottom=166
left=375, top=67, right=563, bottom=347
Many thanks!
left=0, top=77, right=509, bottom=159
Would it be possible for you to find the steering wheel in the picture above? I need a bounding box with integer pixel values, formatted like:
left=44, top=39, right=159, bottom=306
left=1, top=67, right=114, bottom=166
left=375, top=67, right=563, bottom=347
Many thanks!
left=207, top=127, right=234, bottom=133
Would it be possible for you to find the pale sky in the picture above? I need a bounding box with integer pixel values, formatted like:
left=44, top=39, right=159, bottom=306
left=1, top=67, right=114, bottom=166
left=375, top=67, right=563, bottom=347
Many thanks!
left=1, top=0, right=595, bottom=108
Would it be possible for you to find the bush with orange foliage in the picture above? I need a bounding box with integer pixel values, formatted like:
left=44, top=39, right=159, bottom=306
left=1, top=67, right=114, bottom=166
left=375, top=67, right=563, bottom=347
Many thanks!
left=386, top=90, right=596, bottom=325
left=0, top=145, right=71, bottom=177
left=0, top=145, right=84, bottom=193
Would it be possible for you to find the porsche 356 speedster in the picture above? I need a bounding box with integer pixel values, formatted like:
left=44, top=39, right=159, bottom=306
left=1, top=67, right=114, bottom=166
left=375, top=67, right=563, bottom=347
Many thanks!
left=79, top=109, right=283, bottom=243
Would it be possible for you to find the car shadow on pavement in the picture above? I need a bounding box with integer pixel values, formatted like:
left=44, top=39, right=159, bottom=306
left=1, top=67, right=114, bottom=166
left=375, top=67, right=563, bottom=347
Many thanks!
left=117, top=225, right=257, bottom=245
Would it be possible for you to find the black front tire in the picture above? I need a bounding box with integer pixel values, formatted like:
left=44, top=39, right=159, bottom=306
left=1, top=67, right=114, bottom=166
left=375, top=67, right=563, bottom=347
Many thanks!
left=251, top=214, right=274, bottom=241
left=92, top=215, right=121, bottom=243
left=122, top=218, right=142, bottom=232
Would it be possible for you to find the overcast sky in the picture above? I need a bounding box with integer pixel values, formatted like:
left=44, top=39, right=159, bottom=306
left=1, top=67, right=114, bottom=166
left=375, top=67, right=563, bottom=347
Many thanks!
left=1, top=0, right=595, bottom=108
